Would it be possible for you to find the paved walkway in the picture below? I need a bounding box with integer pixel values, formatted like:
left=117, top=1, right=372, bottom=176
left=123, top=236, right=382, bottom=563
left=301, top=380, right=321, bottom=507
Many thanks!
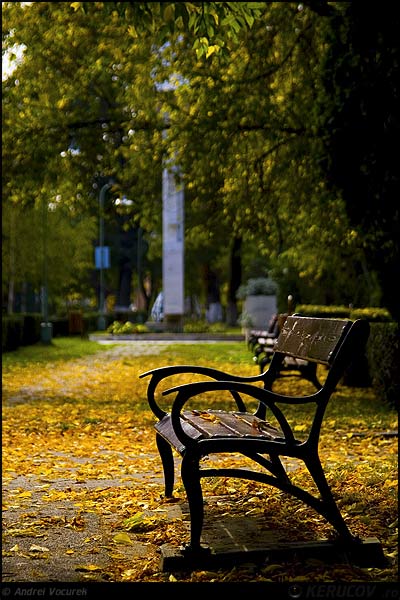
left=89, top=332, right=245, bottom=343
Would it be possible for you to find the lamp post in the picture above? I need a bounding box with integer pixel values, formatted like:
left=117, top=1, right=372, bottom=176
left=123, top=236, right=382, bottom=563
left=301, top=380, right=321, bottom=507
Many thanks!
left=97, top=182, right=113, bottom=331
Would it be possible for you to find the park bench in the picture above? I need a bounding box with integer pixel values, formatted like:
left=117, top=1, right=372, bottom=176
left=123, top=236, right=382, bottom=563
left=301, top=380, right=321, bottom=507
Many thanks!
left=140, top=315, right=385, bottom=569
left=247, top=312, right=286, bottom=367
left=248, top=313, right=321, bottom=389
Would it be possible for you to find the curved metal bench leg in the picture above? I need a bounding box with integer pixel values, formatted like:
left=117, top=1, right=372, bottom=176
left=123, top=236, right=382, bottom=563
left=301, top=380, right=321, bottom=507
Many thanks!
left=156, top=433, right=175, bottom=497
left=181, top=453, right=208, bottom=554
left=306, top=455, right=355, bottom=542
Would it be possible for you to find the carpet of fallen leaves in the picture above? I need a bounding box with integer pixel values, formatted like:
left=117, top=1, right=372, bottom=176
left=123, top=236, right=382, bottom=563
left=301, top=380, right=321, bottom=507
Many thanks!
left=2, top=339, right=398, bottom=585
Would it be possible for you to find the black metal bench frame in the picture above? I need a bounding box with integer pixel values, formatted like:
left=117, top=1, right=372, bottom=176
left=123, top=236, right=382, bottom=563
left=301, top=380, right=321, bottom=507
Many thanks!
left=248, top=314, right=321, bottom=389
left=140, top=315, right=374, bottom=561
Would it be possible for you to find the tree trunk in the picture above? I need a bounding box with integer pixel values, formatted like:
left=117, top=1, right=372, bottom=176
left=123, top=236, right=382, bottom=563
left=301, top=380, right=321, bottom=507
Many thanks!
left=116, top=259, right=132, bottom=309
left=7, top=210, right=15, bottom=314
left=226, top=236, right=242, bottom=326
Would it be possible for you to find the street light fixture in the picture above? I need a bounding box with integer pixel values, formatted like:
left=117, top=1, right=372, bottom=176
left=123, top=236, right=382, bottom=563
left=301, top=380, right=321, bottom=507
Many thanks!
left=115, top=195, right=133, bottom=207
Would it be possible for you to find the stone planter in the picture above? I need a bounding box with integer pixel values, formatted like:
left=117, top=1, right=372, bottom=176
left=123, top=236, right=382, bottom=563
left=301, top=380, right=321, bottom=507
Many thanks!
left=244, top=295, right=277, bottom=330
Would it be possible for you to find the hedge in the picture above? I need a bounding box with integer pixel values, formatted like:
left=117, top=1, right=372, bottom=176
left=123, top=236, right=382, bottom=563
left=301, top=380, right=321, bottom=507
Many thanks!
left=295, top=304, right=392, bottom=322
left=366, top=322, right=399, bottom=410
left=2, top=315, right=24, bottom=352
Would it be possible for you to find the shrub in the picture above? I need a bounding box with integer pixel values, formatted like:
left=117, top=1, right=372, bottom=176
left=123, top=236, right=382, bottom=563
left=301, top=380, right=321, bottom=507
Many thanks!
left=106, top=321, right=149, bottom=335
left=184, top=320, right=210, bottom=333
left=349, top=307, right=392, bottom=322
left=2, top=316, right=24, bottom=351
left=236, top=277, right=278, bottom=299
left=366, top=322, right=399, bottom=410
left=295, top=304, right=350, bottom=318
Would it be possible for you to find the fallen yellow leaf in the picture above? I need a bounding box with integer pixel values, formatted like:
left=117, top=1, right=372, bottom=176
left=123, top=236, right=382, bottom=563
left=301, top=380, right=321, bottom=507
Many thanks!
left=75, top=564, right=102, bottom=572
left=29, top=544, right=49, bottom=552
left=113, top=531, right=133, bottom=545
left=17, top=491, right=33, bottom=498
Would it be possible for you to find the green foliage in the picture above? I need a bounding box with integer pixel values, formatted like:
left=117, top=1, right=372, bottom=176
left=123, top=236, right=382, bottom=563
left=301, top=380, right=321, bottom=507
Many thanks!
left=134, top=323, right=151, bottom=334
left=106, top=320, right=150, bottom=335
left=107, top=320, right=133, bottom=335
left=295, top=304, right=393, bottom=324
left=349, top=307, right=393, bottom=323
left=316, top=3, right=400, bottom=320
left=208, top=322, right=241, bottom=335
left=2, top=2, right=395, bottom=320
left=182, top=319, right=211, bottom=333
left=295, top=304, right=351, bottom=318
left=157, top=3, right=379, bottom=309
left=1, top=313, right=44, bottom=351
left=182, top=319, right=235, bottom=334
left=2, top=197, right=97, bottom=313
left=367, top=322, right=400, bottom=410
left=98, top=2, right=266, bottom=59
left=105, top=318, right=237, bottom=335
left=2, top=315, right=24, bottom=352
left=236, top=277, right=278, bottom=299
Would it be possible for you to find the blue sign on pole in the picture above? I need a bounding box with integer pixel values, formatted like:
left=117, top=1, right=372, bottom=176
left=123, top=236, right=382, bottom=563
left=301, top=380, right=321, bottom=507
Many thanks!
left=95, top=246, right=110, bottom=269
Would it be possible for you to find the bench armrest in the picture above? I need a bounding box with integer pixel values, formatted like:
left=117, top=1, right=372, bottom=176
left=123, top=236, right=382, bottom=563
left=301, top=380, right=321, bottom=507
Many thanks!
left=140, top=365, right=268, bottom=419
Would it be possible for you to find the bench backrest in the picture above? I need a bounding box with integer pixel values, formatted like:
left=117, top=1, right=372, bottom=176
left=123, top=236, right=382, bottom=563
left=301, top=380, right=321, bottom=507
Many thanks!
left=274, top=315, right=353, bottom=365
left=262, top=315, right=370, bottom=442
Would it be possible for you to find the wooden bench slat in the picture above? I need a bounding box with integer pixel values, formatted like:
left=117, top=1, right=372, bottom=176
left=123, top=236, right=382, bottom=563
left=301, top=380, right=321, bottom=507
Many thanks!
left=183, top=410, right=282, bottom=440
left=182, top=412, right=237, bottom=438
left=155, top=414, right=203, bottom=453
